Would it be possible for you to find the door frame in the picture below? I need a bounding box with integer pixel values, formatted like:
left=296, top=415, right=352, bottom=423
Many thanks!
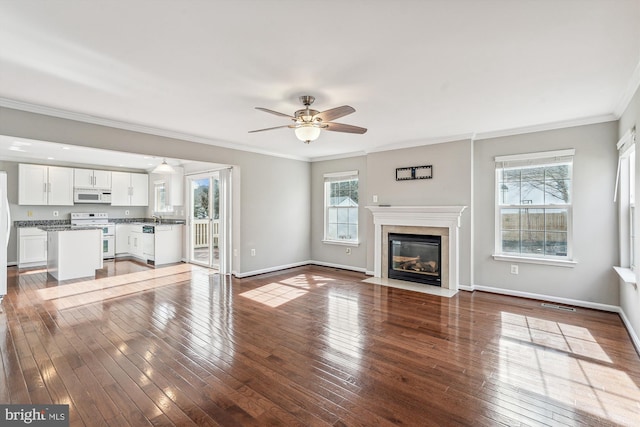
left=185, top=169, right=232, bottom=273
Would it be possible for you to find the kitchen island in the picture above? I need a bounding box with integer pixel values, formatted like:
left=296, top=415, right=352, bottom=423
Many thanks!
left=42, top=226, right=103, bottom=281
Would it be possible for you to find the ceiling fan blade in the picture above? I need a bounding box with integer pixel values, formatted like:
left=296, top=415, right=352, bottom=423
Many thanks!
left=314, top=105, right=355, bottom=122
left=248, top=125, right=294, bottom=133
left=255, top=107, right=295, bottom=119
left=324, top=122, right=367, bottom=134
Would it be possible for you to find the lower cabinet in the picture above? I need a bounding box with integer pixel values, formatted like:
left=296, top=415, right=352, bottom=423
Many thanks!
left=115, top=224, right=131, bottom=255
left=18, top=228, right=48, bottom=268
left=153, top=225, right=183, bottom=265
left=130, top=227, right=144, bottom=259
left=115, top=223, right=182, bottom=265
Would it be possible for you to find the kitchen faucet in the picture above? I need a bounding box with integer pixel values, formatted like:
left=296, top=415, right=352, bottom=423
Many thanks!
left=152, top=214, right=162, bottom=224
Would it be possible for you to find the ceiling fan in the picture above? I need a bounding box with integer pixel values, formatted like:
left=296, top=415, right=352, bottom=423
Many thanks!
left=249, top=95, right=367, bottom=143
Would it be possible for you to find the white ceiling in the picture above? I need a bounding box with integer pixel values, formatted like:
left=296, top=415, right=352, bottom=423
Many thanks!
left=1, top=0, right=639, bottom=163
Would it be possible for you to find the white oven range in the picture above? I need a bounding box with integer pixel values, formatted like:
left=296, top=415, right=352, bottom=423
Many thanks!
left=71, top=212, right=115, bottom=259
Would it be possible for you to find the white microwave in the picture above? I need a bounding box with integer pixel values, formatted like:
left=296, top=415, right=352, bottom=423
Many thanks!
left=74, top=188, right=112, bottom=204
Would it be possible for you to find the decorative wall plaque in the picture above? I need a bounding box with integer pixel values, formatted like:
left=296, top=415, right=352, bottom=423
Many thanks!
left=395, top=165, right=432, bottom=181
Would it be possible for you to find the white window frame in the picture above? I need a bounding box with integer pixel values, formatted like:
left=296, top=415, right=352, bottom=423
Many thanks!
left=493, top=149, right=576, bottom=267
left=153, top=180, right=173, bottom=214
left=615, top=128, right=636, bottom=274
left=323, top=170, right=360, bottom=246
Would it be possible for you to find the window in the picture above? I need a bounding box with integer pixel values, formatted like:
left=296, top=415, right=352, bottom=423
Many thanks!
left=154, top=181, right=173, bottom=213
left=615, top=127, right=636, bottom=270
left=324, top=171, right=359, bottom=244
left=495, top=150, right=575, bottom=262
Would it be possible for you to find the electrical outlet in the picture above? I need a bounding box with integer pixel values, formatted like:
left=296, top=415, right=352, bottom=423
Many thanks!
left=251, top=249, right=256, bottom=256
left=27, top=211, right=33, bottom=217
left=233, top=249, right=238, bottom=257
left=53, top=211, right=59, bottom=217
left=125, top=210, right=130, bottom=216
left=345, top=248, right=352, bottom=255
left=373, top=195, right=378, bottom=203
left=510, top=264, right=519, bottom=275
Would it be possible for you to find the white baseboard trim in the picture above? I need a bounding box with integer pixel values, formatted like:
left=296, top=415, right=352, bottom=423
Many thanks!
left=365, top=270, right=375, bottom=276
left=233, top=261, right=311, bottom=278
left=233, top=260, right=367, bottom=278
left=310, top=261, right=367, bottom=273
left=617, top=306, right=640, bottom=356
left=469, top=284, right=620, bottom=312
left=458, top=284, right=475, bottom=292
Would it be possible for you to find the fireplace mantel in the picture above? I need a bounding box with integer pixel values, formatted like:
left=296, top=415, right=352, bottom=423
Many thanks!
left=366, top=205, right=466, bottom=290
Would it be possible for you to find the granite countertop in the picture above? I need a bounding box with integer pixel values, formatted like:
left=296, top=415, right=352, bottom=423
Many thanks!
left=37, top=225, right=104, bottom=232
left=14, top=218, right=186, bottom=228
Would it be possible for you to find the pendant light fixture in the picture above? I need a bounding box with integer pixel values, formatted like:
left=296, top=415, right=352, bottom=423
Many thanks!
left=152, top=158, right=175, bottom=174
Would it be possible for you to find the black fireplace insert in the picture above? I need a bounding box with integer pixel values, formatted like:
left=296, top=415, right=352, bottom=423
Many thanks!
left=388, top=233, right=441, bottom=286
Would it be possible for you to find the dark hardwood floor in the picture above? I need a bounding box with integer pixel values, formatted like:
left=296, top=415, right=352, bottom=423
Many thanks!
left=1, top=261, right=639, bottom=426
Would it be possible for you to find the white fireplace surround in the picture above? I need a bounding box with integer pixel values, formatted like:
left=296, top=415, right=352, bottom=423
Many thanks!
left=366, top=205, right=467, bottom=291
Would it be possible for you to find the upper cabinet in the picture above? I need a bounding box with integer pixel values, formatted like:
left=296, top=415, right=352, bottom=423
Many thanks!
left=19, top=164, right=74, bottom=206
left=74, top=169, right=111, bottom=189
left=111, top=171, right=148, bottom=206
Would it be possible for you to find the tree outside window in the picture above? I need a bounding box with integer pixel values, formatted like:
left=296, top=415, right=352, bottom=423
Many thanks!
left=496, top=151, right=573, bottom=259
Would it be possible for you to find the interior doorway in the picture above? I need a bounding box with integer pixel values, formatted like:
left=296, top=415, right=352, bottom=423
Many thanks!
left=187, top=169, right=231, bottom=272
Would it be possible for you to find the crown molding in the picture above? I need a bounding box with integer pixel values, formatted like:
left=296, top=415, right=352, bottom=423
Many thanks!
left=367, top=133, right=475, bottom=154
left=614, top=58, right=640, bottom=118
left=473, top=113, right=617, bottom=141
left=0, top=97, right=311, bottom=162
left=310, top=150, right=368, bottom=162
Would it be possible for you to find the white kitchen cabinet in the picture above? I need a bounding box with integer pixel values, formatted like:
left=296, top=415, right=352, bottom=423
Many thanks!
left=129, top=225, right=144, bottom=259
left=115, top=224, right=131, bottom=255
left=47, top=228, right=103, bottom=281
left=111, top=172, right=148, bottom=206
left=154, top=225, right=183, bottom=265
left=19, top=164, right=74, bottom=206
left=18, top=227, right=48, bottom=268
left=74, top=168, right=111, bottom=189
left=116, top=223, right=183, bottom=265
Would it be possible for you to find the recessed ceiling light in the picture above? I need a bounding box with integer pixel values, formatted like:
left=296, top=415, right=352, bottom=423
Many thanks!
left=47, top=157, right=54, bottom=160
left=62, top=146, right=71, bottom=150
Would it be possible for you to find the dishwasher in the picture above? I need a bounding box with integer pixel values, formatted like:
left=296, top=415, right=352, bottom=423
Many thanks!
left=142, top=225, right=155, bottom=263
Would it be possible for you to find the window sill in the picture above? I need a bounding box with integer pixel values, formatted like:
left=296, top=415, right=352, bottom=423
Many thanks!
left=492, top=254, right=577, bottom=268
left=322, top=240, right=360, bottom=247
left=613, top=266, right=637, bottom=287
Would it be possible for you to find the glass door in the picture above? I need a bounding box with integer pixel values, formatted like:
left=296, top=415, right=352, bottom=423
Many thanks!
left=189, top=172, right=220, bottom=269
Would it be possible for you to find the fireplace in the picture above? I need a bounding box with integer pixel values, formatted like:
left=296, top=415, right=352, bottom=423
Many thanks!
left=389, top=233, right=441, bottom=286
left=366, top=205, right=466, bottom=291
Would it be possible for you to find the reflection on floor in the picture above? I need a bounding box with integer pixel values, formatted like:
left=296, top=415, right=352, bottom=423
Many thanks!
left=1, top=261, right=639, bottom=426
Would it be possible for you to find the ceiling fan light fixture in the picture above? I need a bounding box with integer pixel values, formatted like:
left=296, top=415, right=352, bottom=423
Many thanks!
left=295, top=125, right=321, bottom=143
left=152, top=158, right=175, bottom=174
